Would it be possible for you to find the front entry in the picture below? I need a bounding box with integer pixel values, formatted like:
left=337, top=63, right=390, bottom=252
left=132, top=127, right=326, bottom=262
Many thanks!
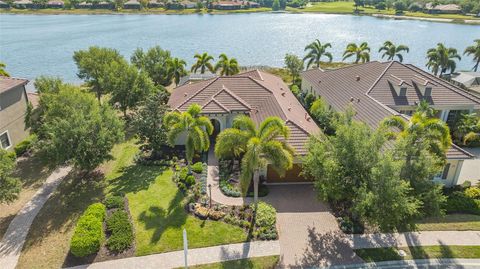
left=266, top=164, right=312, bottom=183
left=210, top=119, right=221, bottom=142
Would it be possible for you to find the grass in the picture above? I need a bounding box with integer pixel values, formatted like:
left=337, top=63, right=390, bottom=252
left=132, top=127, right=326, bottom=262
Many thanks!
left=414, top=214, right=480, bottom=231
left=355, top=245, right=480, bottom=262
left=179, top=255, right=280, bottom=269
left=126, top=168, right=247, bottom=256
left=0, top=154, right=54, bottom=239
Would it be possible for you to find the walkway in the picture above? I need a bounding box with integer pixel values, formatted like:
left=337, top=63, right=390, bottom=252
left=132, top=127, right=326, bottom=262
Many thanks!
left=66, top=240, right=281, bottom=269
left=321, top=258, right=480, bottom=269
left=0, top=166, right=72, bottom=269
left=206, top=148, right=251, bottom=206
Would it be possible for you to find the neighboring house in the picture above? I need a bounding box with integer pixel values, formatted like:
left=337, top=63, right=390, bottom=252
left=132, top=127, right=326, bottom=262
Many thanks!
left=180, top=0, right=196, bottom=8
left=123, top=0, right=141, bottom=9
left=76, top=1, right=93, bottom=8
left=425, top=3, right=462, bottom=14
left=92, top=1, right=114, bottom=9
left=178, top=73, right=218, bottom=86
left=211, top=1, right=242, bottom=10
left=0, top=77, right=30, bottom=151
left=448, top=72, right=480, bottom=97
left=301, top=61, right=480, bottom=187
left=13, top=0, right=34, bottom=9
left=0, top=1, right=9, bottom=8
left=147, top=0, right=164, bottom=8
left=168, top=70, right=320, bottom=183
left=46, top=0, right=64, bottom=8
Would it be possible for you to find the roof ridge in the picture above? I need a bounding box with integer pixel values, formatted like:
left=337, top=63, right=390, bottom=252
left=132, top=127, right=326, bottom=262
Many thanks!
left=366, top=61, right=395, bottom=95
left=175, top=77, right=219, bottom=110
left=213, top=85, right=252, bottom=110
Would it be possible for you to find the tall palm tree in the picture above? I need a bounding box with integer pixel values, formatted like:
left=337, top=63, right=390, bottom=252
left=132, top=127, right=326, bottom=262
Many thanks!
left=164, top=104, right=213, bottom=172
left=378, top=41, right=409, bottom=62
left=191, top=52, right=215, bottom=74
left=168, top=57, right=187, bottom=87
left=214, top=54, right=240, bottom=76
left=343, top=42, right=371, bottom=63
left=464, top=39, right=480, bottom=72
left=215, top=115, right=294, bottom=203
left=303, top=39, right=333, bottom=69
left=426, top=43, right=461, bottom=77
left=0, top=62, right=10, bottom=77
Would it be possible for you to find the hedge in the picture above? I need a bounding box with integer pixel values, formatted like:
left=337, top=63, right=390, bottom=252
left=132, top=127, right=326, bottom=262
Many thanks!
left=104, top=195, right=124, bottom=209
left=445, top=191, right=480, bottom=215
left=106, top=210, right=134, bottom=252
left=255, top=202, right=276, bottom=227
left=191, top=162, right=203, bottom=174
left=14, top=134, right=36, bottom=156
left=70, top=203, right=106, bottom=257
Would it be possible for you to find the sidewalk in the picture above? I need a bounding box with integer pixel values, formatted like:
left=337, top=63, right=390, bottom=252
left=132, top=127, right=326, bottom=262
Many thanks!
left=322, top=258, right=480, bottom=269
left=349, top=231, right=480, bottom=249
left=66, top=240, right=281, bottom=269
left=206, top=148, right=252, bottom=206
left=0, top=166, right=72, bottom=269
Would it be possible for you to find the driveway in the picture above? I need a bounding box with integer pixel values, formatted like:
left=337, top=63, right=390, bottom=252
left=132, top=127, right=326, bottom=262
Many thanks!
left=262, top=185, right=363, bottom=268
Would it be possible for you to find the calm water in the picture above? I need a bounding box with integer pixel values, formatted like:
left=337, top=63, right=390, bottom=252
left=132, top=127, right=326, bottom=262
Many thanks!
left=0, top=13, right=479, bottom=84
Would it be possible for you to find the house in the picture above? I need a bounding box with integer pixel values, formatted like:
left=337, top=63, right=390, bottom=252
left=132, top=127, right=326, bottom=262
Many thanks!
left=76, top=1, right=93, bottom=8
left=147, top=0, right=164, bottom=8
left=0, top=1, right=10, bottom=8
left=0, top=77, right=30, bottom=151
left=425, top=3, right=462, bottom=14
left=92, top=1, right=114, bottom=9
left=180, top=0, right=196, bottom=8
left=211, top=1, right=242, bottom=10
left=168, top=70, right=320, bottom=183
left=178, top=73, right=218, bottom=86
left=46, top=0, right=64, bottom=8
left=123, top=0, right=141, bottom=9
left=448, top=72, right=480, bottom=96
left=301, top=61, right=480, bottom=187
left=13, top=0, right=34, bottom=9
left=246, top=1, right=259, bottom=8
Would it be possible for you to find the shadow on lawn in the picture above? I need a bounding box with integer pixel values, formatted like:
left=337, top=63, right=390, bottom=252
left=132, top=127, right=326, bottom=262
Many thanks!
left=137, top=190, right=187, bottom=244
left=108, top=164, right=167, bottom=195
left=13, top=153, right=55, bottom=189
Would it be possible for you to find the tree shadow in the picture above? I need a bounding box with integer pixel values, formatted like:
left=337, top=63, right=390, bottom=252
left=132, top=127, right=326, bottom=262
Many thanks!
left=293, top=227, right=362, bottom=268
left=108, top=164, right=166, bottom=195
left=12, top=153, right=55, bottom=189
left=137, top=190, right=187, bottom=244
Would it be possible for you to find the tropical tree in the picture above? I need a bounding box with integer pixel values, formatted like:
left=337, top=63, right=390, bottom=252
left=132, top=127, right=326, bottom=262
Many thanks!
left=168, top=57, right=187, bottom=87
left=131, top=46, right=173, bottom=86
left=214, top=54, right=240, bottom=76
left=454, top=113, right=480, bottom=145
left=378, top=41, right=409, bottom=62
left=303, top=40, right=333, bottom=69
left=343, top=42, right=371, bottom=63
left=191, top=52, right=215, bottom=74
left=464, top=39, right=480, bottom=72
left=73, top=46, right=124, bottom=103
left=284, top=53, right=304, bottom=83
left=0, top=62, right=10, bottom=77
left=215, top=116, right=294, bottom=203
left=426, top=43, right=461, bottom=77
left=164, top=104, right=213, bottom=172
left=0, top=149, right=21, bottom=204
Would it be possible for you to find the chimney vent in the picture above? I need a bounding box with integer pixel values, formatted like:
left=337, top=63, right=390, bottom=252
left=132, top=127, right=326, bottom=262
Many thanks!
left=288, top=107, right=291, bottom=111
left=350, top=97, right=355, bottom=102
left=356, top=75, right=360, bottom=81
left=281, top=92, right=286, bottom=96
left=184, top=93, right=188, bottom=97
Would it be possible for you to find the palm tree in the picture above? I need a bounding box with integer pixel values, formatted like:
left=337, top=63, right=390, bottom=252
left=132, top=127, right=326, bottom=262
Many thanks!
left=164, top=104, right=213, bottom=172
left=426, top=43, right=461, bottom=77
left=378, top=41, right=409, bottom=62
left=343, top=42, right=371, bottom=63
left=168, top=57, right=187, bottom=87
left=214, top=54, right=240, bottom=76
left=0, top=62, right=10, bottom=77
left=303, top=40, right=333, bottom=69
left=191, top=52, right=215, bottom=74
left=464, top=39, right=480, bottom=72
left=215, top=115, right=294, bottom=203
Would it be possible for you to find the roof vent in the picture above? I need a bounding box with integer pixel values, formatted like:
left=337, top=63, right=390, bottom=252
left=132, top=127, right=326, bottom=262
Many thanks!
left=350, top=97, right=355, bottom=102
left=357, top=98, right=360, bottom=103
left=318, top=80, right=321, bottom=84
left=356, top=75, right=360, bottom=81
left=288, top=107, right=291, bottom=111
left=281, top=92, right=286, bottom=97
left=184, top=93, right=188, bottom=97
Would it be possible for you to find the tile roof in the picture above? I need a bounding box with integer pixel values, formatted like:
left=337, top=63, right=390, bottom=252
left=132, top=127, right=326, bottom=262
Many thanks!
left=168, top=70, right=320, bottom=155
left=0, top=76, right=28, bottom=94
left=302, top=61, right=476, bottom=160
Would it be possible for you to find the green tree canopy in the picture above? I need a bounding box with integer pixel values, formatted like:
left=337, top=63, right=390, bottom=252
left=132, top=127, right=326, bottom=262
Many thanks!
left=168, top=57, right=187, bottom=87
left=215, top=115, right=294, bottom=203
left=164, top=104, right=213, bottom=171
left=343, top=42, right=370, bottom=63
left=0, top=62, right=10, bottom=77
left=73, top=46, right=124, bottom=102
left=272, top=0, right=280, bottom=10
left=284, top=53, right=304, bottom=83
left=464, top=39, right=480, bottom=72
left=131, top=46, right=174, bottom=86
left=214, top=54, right=240, bottom=76
left=0, top=150, right=21, bottom=204
left=378, top=41, right=409, bottom=62
left=309, top=97, right=337, bottom=135
left=426, top=43, right=461, bottom=76
left=191, top=52, right=215, bottom=74
left=37, top=84, right=124, bottom=171
left=303, top=40, right=333, bottom=69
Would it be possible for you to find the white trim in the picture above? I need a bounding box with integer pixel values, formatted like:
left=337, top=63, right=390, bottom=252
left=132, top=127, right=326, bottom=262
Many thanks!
left=0, top=130, right=12, bottom=150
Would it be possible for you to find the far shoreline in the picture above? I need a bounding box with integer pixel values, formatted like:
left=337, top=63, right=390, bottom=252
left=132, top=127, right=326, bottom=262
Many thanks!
left=1, top=7, right=479, bottom=25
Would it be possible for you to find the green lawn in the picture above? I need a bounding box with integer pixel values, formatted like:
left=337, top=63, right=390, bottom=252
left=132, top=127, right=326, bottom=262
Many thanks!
left=415, top=214, right=480, bottom=231
left=356, top=245, right=480, bottom=262
left=125, top=168, right=247, bottom=256
left=180, top=256, right=280, bottom=269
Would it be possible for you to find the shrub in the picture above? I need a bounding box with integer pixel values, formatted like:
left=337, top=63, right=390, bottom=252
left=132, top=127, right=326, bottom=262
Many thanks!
left=179, top=167, right=188, bottom=181
left=208, top=210, right=226, bottom=220
left=178, top=182, right=187, bottom=192
left=104, top=196, right=124, bottom=209
left=258, top=226, right=277, bottom=240
left=194, top=205, right=209, bottom=219
left=465, top=187, right=480, bottom=199
left=70, top=203, right=106, bottom=257
left=445, top=191, right=480, bottom=215
left=191, top=162, right=203, bottom=173
left=375, top=1, right=386, bottom=9
left=106, top=210, right=133, bottom=252
left=185, top=175, right=195, bottom=186
left=14, top=134, right=36, bottom=156
left=255, top=202, right=276, bottom=228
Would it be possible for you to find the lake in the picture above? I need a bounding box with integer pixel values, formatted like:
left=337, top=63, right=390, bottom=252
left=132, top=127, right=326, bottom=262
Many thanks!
left=0, top=13, right=478, bottom=84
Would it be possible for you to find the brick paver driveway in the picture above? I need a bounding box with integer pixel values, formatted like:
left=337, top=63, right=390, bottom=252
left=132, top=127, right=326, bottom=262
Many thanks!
left=262, top=184, right=363, bottom=268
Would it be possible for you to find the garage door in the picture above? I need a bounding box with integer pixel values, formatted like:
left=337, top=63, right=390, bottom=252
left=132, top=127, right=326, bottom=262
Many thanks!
left=266, top=164, right=311, bottom=183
